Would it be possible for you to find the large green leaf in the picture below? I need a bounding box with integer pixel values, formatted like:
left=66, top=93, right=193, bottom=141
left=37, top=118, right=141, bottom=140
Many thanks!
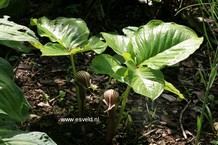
left=0, top=131, right=57, bottom=145
left=32, top=17, right=106, bottom=56
left=132, top=20, right=203, bottom=69
left=102, top=20, right=203, bottom=69
left=0, top=57, right=30, bottom=122
left=90, top=54, right=127, bottom=82
left=40, top=43, right=69, bottom=56
left=101, top=33, right=135, bottom=60
left=0, top=16, right=39, bottom=42
left=33, top=17, right=89, bottom=49
left=91, top=20, right=203, bottom=100
left=91, top=54, right=165, bottom=100
left=82, top=36, right=107, bottom=54
left=0, top=16, right=41, bottom=52
left=40, top=37, right=107, bottom=56
left=125, top=67, right=165, bottom=100
left=139, top=38, right=203, bottom=69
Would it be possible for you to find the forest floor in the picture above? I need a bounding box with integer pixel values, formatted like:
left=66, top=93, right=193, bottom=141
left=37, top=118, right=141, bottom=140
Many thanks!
left=2, top=0, right=218, bottom=144
left=13, top=49, right=218, bottom=145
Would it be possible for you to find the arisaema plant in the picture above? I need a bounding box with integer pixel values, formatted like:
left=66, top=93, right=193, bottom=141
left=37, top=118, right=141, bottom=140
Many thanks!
left=91, top=19, right=203, bottom=129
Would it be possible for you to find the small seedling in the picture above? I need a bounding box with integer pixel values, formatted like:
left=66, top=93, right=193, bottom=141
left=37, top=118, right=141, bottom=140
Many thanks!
left=145, top=102, right=157, bottom=124
left=58, top=90, right=66, bottom=102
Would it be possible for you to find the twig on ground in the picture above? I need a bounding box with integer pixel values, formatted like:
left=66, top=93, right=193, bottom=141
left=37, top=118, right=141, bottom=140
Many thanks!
left=180, top=100, right=191, bottom=139
left=139, top=129, right=157, bottom=139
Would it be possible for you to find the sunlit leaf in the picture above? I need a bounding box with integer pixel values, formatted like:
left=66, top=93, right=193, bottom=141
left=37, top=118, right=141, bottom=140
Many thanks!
left=122, top=26, right=138, bottom=38
left=125, top=67, right=164, bottom=100
left=0, top=16, right=41, bottom=52
left=101, top=32, right=135, bottom=59
left=33, top=17, right=106, bottom=56
left=41, top=43, right=69, bottom=56
left=34, top=17, right=89, bottom=49
left=133, top=20, right=203, bottom=68
left=91, top=54, right=127, bottom=82
left=82, top=36, right=107, bottom=54
left=91, top=20, right=203, bottom=100
left=0, top=131, right=57, bottom=145
left=164, top=81, right=185, bottom=99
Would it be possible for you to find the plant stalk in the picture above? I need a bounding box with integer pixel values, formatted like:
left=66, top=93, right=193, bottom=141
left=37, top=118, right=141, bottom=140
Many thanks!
left=195, top=64, right=217, bottom=144
left=78, top=85, right=86, bottom=116
left=106, top=108, right=116, bottom=145
left=115, top=85, right=131, bottom=130
left=195, top=86, right=209, bottom=144
left=70, top=54, right=82, bottom=117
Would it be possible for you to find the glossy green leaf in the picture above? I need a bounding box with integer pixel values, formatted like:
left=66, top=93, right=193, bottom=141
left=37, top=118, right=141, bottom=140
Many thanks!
left=40, top=43, right=69, bottom=56
left=0, top=16, right=39, bottom=42
left=81, top=36, right=107, bottom=54
left=164, top=81, right=185, bottom=99
left=34, top=17, right=89, bottom=49
left=101, top=32, right=135, bottom=59
left=90, top=54, right=127, bottom=82
left=33, top=17, right=106, bottom=56
left=0, top=57, right=30, bottom=122
left=133, top=20, right=203, bottom=68
left=0, top=16, right=41, bottom=52
left=122, top=26, right=138, bottom=38
left=0, top=131, right=57, bottom=145
left=92, top=20, right=203, bottom=100
left=125, top=67, right=164, bottom=100
left=139, top=38, right=203, bottom=69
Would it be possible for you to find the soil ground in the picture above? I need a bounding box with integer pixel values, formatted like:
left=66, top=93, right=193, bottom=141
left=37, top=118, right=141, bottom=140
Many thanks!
left=1, top=0, right=218, bottom=144
left=14, top=50, right=218, bottom=145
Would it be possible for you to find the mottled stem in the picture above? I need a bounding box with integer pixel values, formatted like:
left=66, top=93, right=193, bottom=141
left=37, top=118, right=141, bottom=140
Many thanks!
left=106, top=108, right=116, bottom=145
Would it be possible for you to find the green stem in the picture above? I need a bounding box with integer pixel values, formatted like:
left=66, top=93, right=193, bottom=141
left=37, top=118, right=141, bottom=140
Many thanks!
left=195, top=65, right=217, bottom=144
left=195, top=85, right=209, bottom=144
left=115, top=85, right=131, bottom=130
left=70, top=54, right=82, bottom=117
